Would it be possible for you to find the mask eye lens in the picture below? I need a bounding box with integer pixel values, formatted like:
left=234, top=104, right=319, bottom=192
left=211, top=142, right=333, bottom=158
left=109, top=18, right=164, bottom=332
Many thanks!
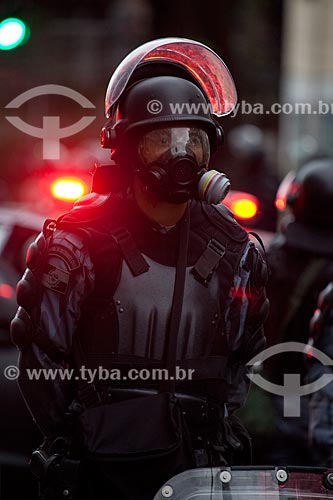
left=138, top=129, right=171, bottom=164
left=189, top=131, right=201, bottom=146
left=138, top=127, right=210, bottom=167
left=188, top=130, right=205, bottom=164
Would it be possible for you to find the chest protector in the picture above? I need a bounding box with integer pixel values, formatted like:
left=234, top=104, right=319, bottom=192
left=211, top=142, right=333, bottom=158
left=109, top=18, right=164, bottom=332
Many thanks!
left=57, top=194, right=249, bottom=398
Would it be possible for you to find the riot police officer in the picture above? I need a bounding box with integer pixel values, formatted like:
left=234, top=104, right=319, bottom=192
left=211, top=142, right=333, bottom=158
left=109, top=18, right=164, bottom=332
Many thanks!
left=264, top=157, right=333, bottom=465
left=11, top=38, right=269, bottom=500
left=307, top=282, right=333, bottom=467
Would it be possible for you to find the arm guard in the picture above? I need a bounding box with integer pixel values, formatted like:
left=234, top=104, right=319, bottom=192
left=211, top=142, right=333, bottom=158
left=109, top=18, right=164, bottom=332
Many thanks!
left=10, top=220, right=94, bottom=436
left=225, top=242, right=269, bottom=413
left=11, top=221, right=57, bottom=354
left=240, top=243, right=270, bottom=362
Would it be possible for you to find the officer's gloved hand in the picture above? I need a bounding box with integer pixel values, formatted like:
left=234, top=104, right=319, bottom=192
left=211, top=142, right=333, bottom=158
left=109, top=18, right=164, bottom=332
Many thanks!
left=224, top=414, right=252, bottom=465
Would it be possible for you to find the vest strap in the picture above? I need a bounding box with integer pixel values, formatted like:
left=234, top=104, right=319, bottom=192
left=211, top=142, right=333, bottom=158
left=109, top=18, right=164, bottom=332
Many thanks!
left=192, top=238, right=226, bottom=285
left=110, top=226, right=149, bottom=276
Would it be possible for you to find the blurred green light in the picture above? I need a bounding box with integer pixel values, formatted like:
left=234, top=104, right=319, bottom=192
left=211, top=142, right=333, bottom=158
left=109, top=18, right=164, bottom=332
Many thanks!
left=0, top=18, right=27, bottom=50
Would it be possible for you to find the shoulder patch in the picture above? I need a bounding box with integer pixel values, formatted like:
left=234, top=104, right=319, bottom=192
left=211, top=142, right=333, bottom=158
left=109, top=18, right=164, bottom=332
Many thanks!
left=48, top=243, right=81, bottom=270
left=42, top=263, right=70, bottom=294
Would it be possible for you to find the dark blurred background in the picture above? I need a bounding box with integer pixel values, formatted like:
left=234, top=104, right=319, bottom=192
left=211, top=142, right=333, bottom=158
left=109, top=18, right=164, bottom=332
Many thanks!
left=1, top=0, right=284, bottom=207
left=1, top=0, right=332, bottom=218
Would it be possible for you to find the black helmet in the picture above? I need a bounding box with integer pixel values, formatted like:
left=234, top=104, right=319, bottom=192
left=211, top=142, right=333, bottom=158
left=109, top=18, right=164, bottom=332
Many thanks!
left=109, top=75, right=221, bottom=153
left=97, top=38, right=236, bottom=203
left=100, top=37, right=237, bottom=152
left=284, top=157, right=333, bottom=254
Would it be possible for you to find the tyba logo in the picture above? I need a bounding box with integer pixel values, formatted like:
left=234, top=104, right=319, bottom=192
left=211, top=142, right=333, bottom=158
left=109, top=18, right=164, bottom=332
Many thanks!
left=247, top=341, right=333, bottom=417
left=5, top=84, right=96, bottom=160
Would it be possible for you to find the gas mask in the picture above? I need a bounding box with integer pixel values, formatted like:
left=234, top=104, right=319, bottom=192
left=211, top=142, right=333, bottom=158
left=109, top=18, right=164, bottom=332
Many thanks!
left=137, top=127, right=230, bottom=204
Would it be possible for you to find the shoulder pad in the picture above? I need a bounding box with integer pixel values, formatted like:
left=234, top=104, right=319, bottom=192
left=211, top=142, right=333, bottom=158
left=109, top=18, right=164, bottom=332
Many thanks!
left=214, top=202, right=238, bottom=224
left=73, top=192, right=111, bottom=210
left=202, top=202, right=249, bottom=243
left=57, top=193, right=120, bottom=227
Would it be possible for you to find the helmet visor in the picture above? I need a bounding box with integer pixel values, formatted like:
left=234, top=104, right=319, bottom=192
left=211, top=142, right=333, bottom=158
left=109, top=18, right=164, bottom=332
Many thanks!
left=138, top=127, right=210, bottom=167
left=105, top=37, right=237, bottom=119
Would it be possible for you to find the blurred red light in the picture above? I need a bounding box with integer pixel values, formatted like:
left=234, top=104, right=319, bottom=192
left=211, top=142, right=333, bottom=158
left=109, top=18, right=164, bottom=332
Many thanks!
left=0, top=283, right=14, bottom=299
left=275, top=198, right=286, bottom=210
left=224, top=191, right=259, bottom=220
left=51, top=178, right=87, bottom=201
left=274, top=170, right=296, bottom=213
left=232, top=199, right=258, bottom=219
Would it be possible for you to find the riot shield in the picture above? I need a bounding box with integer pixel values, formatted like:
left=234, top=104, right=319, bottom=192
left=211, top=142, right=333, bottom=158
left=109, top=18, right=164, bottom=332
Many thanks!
left=153, top=466, right=333, bottom=499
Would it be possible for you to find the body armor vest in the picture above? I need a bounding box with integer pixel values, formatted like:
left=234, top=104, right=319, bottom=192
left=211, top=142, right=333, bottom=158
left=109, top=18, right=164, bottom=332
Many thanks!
left=114, top=254, right=222, bottom=359
left=57, top=194, right=249, bottom=398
